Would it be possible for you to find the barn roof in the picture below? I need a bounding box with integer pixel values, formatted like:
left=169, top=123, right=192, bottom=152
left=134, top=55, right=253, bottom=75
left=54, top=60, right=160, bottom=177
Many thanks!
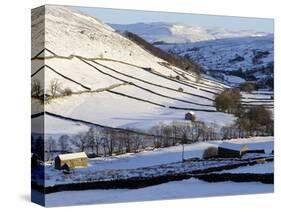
left=219, top=142, right=248, bottom=151
left=57, top=152, right=88, bottom=160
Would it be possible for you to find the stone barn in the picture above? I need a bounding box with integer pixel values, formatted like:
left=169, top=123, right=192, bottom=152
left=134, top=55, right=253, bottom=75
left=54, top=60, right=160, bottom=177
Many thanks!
left=55, top=152, right=88, bottom=170
left=185, top=111, right=195, bottom=121
left=218, top=142, right=249, bottom=158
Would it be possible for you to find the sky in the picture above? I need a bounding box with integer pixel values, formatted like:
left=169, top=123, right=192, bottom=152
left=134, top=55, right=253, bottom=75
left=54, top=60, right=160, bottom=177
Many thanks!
left=76, top=6, right=274, bottom=33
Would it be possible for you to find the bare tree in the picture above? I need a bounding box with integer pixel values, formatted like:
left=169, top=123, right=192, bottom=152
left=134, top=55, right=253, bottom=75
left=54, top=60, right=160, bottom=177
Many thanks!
left=116, top=130, right=132, bottom=153
left=149, top=125, right=162, bottom=148
left=71, top=133, right=89, bottom=152
left=192, top=121, right=206, bottom=142
left=131, top=132, right=143, bottom=152
left=162, top=124, right=172, bottom=147
left=87, top=127, right=101, bottom=156
left=58, top=135, right=70, bottom=153
left=31, top=79, right=43, bottom=98
left=45, top=136, right=57, bottom=161
left=49, top=79, right=62, bottom=97
left=103, top=128, right=118, bottom=156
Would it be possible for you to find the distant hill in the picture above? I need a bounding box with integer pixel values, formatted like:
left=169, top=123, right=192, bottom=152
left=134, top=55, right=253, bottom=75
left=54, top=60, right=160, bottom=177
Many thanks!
left=156, top=35, right=273, bottom=89
left=111, top=22, right=271, bottom=43
left=111, top=23, right=273, bottom=89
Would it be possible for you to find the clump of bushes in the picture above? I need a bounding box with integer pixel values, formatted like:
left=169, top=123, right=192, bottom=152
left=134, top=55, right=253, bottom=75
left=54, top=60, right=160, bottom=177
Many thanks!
left=214, top=88, right=241, bottom=113
left=178, top=87, right=184, bottom=92
left=236, top=105, right=273, bottom=136
left=239, top=82, right=255, bottom=93
left=62, top=87, right=73, bottom=96
left=203, top=146, right=218, bottom=159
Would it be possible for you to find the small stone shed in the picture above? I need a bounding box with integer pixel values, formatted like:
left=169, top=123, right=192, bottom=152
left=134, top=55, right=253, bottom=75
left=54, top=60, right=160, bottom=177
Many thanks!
left=185, top=111, right=196, bottom=121
left=218, top=142, right=249, bottom=158
left=55, top=152, right=88, bottom=170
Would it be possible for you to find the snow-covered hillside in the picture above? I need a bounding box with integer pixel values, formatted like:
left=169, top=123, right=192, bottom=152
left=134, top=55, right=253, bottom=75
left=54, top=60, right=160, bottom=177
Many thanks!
left=111, top=23, right=273, bottom=88
left=157, top=35, right=273, bottom=74
left=111, top=22, right=270, bottom=43
left=31, top=5, right=273, bottom=136
left=157, top=36, right=273, bottom=88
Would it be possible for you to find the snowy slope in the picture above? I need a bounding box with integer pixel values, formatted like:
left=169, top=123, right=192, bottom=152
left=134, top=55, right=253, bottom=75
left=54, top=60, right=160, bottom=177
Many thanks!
left=31, top=5, right=273, bottom=135
left=32, top=6, right=185, bottom=72
left=111, top=22, right=270, bottom=43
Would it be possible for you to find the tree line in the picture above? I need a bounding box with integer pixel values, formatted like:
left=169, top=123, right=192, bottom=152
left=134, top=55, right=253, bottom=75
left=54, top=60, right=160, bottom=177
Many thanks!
left=32, top=120, right=221, bottom=161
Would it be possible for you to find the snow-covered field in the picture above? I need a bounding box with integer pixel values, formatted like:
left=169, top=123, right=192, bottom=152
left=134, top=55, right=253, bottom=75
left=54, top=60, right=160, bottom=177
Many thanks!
left=218, top=162, right=273, bottom=174
left=31, top=136, right=274, bottom=206
left=44, top=178, right=273, bottom=206
left=32, top=136, right=273, bottom=187
left=63, top=136, right=274, bottom=172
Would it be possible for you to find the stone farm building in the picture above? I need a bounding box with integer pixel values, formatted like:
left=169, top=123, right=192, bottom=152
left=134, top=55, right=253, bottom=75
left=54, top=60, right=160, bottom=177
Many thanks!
left=185, top=111, right=195, bottom=121
left=218, top=142, right=249, bottom=158
left=55, top=152, right=88, bottom=170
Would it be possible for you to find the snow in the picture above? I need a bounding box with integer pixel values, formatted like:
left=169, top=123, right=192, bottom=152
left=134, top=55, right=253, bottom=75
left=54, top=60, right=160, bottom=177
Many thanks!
left=218, top=162, right=273, bottom=174
left=242, top=92, right=272, bottom=100
left=32, top=114, right=90, bottom=135
left=44, top=178, right=273, bottom=206
left=31, top=6, right=274, bottom=207
left=94, top=60, right=219, bottom=97
left=68, top=136, right=273, bottom=172
left=32, top=136, right=273, bottom=187
left=43, top=157, right=257, bottom=187
left=157, top=35, right=273, bottom=72
left=224, top=137, right=273, bottom=154
left=219, top=142, right=248, bottom=151
left=58, top=152, right=87, bottom=160
left=33, top=5, right=184, bottom=73
left=31, top=5, right=273, bottom=135
left=43, top=96, right=234, bottom=132
left=81, top=142, right=215, bottom=171
left=44, top=57, right=121, bottom=92
left=224, top=75, right=245, bottom=84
